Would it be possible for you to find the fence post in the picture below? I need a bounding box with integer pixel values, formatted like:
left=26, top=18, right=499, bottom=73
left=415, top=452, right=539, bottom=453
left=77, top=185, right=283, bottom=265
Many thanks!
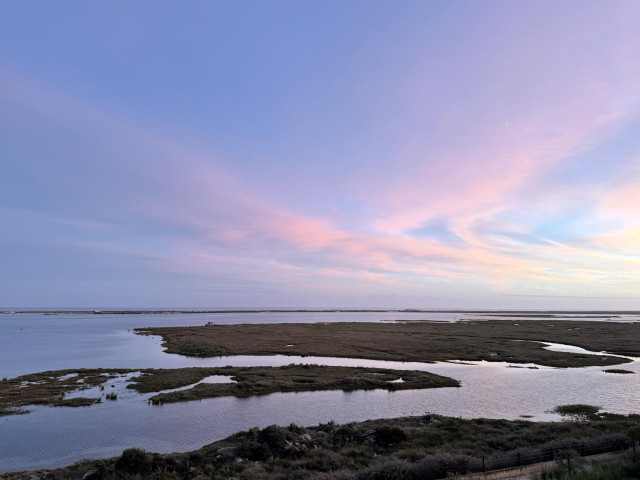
left=482, top=457, right=485, bottom=472
left=517, top=452, right=521, bottom=466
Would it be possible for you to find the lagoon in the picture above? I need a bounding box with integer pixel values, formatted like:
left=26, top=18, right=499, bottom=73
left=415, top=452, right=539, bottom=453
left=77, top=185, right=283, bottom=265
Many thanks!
left=1, top=311, right=639, bottom=473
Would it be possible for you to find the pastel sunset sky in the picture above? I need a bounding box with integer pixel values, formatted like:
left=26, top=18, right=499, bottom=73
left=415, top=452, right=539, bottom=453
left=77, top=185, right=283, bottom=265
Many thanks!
left=1, top=1, right=639, bottom=309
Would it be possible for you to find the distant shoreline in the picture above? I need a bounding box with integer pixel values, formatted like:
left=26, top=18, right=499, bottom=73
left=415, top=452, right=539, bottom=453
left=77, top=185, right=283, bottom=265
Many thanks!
left=1, top=309, right=639, bottom=315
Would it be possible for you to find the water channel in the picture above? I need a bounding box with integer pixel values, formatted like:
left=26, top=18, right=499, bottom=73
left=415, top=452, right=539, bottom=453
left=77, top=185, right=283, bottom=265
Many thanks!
left=1, top=312, right=638, bottom=473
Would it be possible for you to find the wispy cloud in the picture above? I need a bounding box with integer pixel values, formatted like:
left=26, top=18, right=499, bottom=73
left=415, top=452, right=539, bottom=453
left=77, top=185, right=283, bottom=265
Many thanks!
left=1, top=1, right=639, bottom=307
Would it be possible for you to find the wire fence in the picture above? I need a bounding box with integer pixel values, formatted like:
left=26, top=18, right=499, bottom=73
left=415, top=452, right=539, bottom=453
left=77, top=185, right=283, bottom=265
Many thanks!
left=406, top=434, right=630, bottom=479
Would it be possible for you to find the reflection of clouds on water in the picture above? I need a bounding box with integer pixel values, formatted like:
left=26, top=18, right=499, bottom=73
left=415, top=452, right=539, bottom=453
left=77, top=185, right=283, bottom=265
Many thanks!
left=1, top=312, right=639, bottom=473
left=542, top=341, right=639, bottom=361
left=3, top=350, right=640, bottom=473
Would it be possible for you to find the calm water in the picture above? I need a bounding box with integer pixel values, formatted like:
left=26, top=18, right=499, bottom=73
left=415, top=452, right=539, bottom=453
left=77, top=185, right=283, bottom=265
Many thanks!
left=1, top=312, right=639, bottom=473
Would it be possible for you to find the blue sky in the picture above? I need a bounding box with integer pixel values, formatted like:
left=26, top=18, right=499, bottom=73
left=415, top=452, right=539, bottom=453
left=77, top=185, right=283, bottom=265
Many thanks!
left=1, top=1, right=639, bottom=309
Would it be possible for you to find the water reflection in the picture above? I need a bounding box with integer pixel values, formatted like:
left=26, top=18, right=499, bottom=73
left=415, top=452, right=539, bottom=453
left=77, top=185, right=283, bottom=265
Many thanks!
left=2, top=311, right=639, bottom=378
left=1, top=312, right=639, bottom=473
left=2, top=351, right=639, bottom=473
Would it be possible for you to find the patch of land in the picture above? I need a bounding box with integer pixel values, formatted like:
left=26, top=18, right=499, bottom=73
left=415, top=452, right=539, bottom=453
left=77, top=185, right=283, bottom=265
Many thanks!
left=550, top=404, right=603, bottom=421
left=603, top=369, right=635, bottom=374
left=128, top=365, right=459, bottom=405
left=0, top=365, right=459, bottom=415
left=0, top=369, right=127, bottom=415
left=138, top=320, right=639, bottom=368
left=4, top=413, right=639, bottom=479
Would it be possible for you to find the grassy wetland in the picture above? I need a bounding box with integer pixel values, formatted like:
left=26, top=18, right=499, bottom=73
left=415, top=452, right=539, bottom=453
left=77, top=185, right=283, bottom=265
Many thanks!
left=0, top=365, right=459, bottom=415
left=130, top=364, right=459, bottom=405
left=0, top=369, right=127, bottom=415
left=3, top=316, right=639, bottom=476
left=138, top=320, right=639, bottom=368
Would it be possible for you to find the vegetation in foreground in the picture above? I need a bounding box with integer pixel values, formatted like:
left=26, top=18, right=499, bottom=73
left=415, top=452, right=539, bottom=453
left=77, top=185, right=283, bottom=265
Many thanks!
left=138, top=320, right=639, bottom=368
left=0, top=365, right=459, bottom=415
left=4, top=411, right=639, bottom=480
left=533, top=455, right=640, bottom=480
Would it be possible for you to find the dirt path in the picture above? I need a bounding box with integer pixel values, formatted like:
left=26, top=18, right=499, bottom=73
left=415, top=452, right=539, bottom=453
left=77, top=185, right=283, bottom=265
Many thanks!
left=457, top=450, right=629, bottom=480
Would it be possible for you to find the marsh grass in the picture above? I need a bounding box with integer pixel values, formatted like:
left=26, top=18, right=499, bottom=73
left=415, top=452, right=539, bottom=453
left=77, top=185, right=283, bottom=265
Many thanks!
left=0, top=369, right=126, bottom=415
left=138, top=320, right=639, bottom=368
left=1, top=365, right=458, bottom=414
left=127, top=365, right=460, bottom=405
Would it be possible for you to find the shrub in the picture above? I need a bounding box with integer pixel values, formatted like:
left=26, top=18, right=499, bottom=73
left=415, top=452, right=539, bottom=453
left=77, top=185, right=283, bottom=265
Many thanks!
left=289, top=422, right=305, bottom=434
left=374, top=426, right=407, bottom=447
left=296, top=450, right=341, bottom=472
left=552, top=404, right=601, bottom=421
left=356, top=459, right=411, bottom=480
left=628, top=425, right=640, bottom=458
left=318, top=420, right=337, bottom=433
left=408, top=454, right=472, bottom=479
left=257, top=425, right=296, bottom=456
left=308, top=471, right=356, bottom=480
left=235, top=439, right=270, bottom=461
left=334, top=425, right=361, bottom=445
left=114, top=448, right=152, bottom=475
left=553, top=449, right=585, bottom=474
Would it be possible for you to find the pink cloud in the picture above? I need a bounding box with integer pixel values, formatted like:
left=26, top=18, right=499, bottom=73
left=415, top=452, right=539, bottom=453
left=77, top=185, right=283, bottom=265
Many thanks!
left=2, top=54, right=639, bottom=301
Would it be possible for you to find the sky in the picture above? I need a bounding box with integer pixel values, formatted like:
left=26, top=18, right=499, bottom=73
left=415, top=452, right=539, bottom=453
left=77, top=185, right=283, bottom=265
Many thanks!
left=1, top=1, right=639, bottom=310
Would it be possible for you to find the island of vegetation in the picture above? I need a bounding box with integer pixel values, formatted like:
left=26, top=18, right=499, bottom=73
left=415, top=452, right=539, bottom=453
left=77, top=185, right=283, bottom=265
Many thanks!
left=0, top=365, right=459, bottom=416
left=130, top=365, right=459, bottom=405
left=4, top=411, right=640, bottom=480
left=138, top=320, right=638, bottom=368
left=0, top=369, right=125, bottom=416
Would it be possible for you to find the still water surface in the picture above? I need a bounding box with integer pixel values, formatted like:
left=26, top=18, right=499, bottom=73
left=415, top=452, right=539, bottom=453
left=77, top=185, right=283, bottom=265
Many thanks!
left=1, top=312, right=639, bottom=473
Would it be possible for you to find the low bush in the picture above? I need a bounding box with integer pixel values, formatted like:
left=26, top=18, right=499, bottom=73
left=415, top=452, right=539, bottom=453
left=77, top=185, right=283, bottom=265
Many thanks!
left=553, top=404, right=601, bottom=421
left=408, top=453, right=472, bottom=479
left=356, top=459, right=411, bottom=480
left=374, top=426, right=407, bottom=447
left=114, top=448, right=152, bottom=475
